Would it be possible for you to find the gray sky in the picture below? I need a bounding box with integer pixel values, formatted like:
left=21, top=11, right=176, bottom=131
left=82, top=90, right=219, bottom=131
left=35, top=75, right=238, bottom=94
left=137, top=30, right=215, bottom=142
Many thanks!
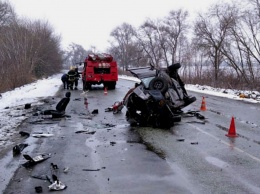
left=8, top=0, right=229, bottom=51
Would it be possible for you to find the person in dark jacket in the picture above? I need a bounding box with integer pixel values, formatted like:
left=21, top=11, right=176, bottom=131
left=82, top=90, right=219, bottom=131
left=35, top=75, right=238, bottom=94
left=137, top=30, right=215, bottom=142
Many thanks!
left=67, top=69, right=76, bottom=90
left=61, top=74, right=69, bottom=89
left=74, top=67, right=80, bottom=90
left=67, top=68, right=79, bottom=90
left=42, top=92, right=71, bottom=118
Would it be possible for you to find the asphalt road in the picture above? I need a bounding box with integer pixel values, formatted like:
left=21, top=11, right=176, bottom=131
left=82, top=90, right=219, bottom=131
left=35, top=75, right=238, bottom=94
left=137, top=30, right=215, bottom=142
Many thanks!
left=1, top=78, right=260, bottom=194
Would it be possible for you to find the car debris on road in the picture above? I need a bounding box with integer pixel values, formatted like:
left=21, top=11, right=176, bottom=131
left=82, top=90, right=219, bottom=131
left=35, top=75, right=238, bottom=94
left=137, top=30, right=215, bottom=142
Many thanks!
left=31, top=133, right=54, bottom=138
left=105, top=101, right=124, bottom=114
left=123, top=63, right=196, bottom=128
left=12, top=143, right=28, bottom=156
left=22, top=153, right=51, bottom=168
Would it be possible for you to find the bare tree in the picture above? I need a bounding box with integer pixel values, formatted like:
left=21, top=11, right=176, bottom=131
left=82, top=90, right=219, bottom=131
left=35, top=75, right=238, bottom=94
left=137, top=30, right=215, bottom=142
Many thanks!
left=63, top=43, right=88, bottom=68
left=0, top=16, right=63, bottom=91
left=109, top=23, right=142, bottom=70
left=161, top=9, right=189, bottom=65
left=193, top=3, right=236, bottom=86
left=0, top=0, right=15, bottom=26
left=220, top=1, right=260, bottom=89
left=134, top=9, right=190, bottom=68
left=25, top=20, right=62, bottom=77
left=136, top=19, right=163, bottom=67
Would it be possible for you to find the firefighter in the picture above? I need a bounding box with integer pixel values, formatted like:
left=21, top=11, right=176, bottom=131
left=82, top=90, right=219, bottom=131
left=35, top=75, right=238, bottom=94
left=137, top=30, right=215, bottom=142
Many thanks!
left=67, top=67, right=76, bottom=90
left=67, top=67, right=80, bottom=90
left=74, top=67, right=80, bottom=90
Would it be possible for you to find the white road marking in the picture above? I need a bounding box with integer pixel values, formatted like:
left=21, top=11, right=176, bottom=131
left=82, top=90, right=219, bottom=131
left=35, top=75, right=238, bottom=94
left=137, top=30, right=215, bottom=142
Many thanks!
left=189, top=124, right=260, bottom=163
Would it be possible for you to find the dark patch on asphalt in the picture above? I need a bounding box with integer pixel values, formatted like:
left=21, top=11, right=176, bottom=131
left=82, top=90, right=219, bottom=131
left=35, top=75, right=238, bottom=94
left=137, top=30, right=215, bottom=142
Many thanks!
left=75, top=130, right=96, bottom=135
left=186, top=121, right=206, bottom=124
left=110, top=141, right=116, bottom=146
left=142, top=140, right=166, bottom=160
left=82, top=167, right=106, bottom=171
left=126, top=140, right=142, bottom=144
left=216, top=124, right=228, bottom=132
left=210, top=109, right=222, bottom=115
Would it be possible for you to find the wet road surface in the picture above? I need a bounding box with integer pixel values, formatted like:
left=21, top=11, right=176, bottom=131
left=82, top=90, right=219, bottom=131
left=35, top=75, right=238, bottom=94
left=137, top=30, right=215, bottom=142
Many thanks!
left=1, top=79, right=260, bottom=194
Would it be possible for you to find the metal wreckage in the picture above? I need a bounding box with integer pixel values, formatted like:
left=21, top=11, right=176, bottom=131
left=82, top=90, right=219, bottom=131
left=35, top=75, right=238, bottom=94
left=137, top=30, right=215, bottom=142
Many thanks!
left=123, top=63, right=197, bottom=129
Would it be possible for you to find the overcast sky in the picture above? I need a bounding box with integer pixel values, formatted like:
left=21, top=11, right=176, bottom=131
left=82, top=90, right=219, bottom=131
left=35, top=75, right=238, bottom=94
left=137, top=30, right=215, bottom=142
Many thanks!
left=8, top=0, right=230, bottom=52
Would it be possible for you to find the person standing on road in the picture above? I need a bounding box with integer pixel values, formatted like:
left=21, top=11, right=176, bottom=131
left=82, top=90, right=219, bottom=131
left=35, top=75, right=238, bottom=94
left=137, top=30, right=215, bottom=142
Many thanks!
left=74, top=67, right=80, bottom=90
left=67, top=67, right=77, bottom=90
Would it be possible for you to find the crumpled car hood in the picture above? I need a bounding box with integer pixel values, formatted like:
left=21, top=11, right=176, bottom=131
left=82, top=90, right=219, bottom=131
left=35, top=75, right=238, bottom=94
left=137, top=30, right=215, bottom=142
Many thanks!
left=127, top=67, right=156, bottom=79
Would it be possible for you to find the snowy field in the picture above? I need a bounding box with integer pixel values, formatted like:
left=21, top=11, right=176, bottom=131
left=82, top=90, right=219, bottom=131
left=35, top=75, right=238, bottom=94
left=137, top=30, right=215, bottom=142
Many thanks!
left=0, top=73, right=259, bottom=148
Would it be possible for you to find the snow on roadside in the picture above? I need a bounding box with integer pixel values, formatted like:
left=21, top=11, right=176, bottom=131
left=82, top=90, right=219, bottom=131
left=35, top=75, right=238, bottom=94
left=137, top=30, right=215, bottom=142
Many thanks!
left=0, top=73, right=63, bottom=110
left=0, top=73, right=62, bottom=147
left=0, top=73, right=259, bottom=148
left=186, top=84, right=260, bottom=103
left=119, top=74, right=260, bottom=103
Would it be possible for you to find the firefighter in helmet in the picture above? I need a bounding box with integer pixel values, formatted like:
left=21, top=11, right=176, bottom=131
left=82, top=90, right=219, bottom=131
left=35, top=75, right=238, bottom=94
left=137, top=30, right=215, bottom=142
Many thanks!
left=67, top=66, right=80, bottom=90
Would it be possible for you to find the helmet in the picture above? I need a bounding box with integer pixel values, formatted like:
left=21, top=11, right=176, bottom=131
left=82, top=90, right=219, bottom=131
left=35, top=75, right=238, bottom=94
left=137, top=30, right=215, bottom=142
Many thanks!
left=70, top=66, right=75, bottom=70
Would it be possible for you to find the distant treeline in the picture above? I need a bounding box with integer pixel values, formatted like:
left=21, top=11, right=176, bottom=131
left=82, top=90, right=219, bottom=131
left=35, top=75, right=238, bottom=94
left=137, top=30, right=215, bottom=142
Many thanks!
left=1, top=0, right=260, bottom=93
left=0, top=1, right=63, bottom=92
left=106, top=1, right=260, bottom=91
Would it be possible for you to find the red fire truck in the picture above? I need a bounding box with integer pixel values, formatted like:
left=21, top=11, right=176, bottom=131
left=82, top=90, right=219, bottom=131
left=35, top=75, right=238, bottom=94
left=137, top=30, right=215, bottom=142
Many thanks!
left=81, top=53, right=118, bottom=90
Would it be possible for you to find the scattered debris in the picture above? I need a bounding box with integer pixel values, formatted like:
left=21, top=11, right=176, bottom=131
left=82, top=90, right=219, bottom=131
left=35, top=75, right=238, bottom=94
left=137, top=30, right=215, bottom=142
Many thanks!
left=82, top=168, right=100, bottom=171
left=35, top=186, right=43, bottom=193
left=19, top=131, right=30, bottom=138
left=110, top=141, right=116, bottom=146
left=105, top=107, right=113, bottom=112
left=31, top=174, right=52, bottom=183
left=48, top=175, right=67, bottom=191
left=92, top=109, right=98, bottom=114
left=177, top=138, right=185, bottom=142
left=24, top=103, right=31, bottom=109
left=185, top=111, right=205, bottom=120
left=73, top=98, right=81, bottom=101
left=103, top=123, right=116, bottom=128
left=63, top=167, right=69, bottom=173
left=112, top=101, right=124, bottom=113
left=75, top=130, right=96, bottom=135
left=32, top=133, right=54, bottom=138
left=80, top=90, right=89, bottom=98
left=105, top=101, right=124, bottom=114
left=51, top=163, right=59, bottom=170
left=22, top=153, right=51, bottom=168
left=191, top=142, right=199, bottom=145
left=186, top=121, right=206, bottom=124
left=13, top=143, right=28, bottom=156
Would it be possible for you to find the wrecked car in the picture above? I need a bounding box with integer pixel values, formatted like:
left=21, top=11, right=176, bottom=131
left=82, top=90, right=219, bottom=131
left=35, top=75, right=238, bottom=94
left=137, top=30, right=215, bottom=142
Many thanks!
left=123, top=63, right=196, bottom=128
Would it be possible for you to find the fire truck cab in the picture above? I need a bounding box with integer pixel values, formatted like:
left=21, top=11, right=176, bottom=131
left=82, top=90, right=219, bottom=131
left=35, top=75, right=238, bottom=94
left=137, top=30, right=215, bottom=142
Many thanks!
left=81, top=53, right=118, bottom=90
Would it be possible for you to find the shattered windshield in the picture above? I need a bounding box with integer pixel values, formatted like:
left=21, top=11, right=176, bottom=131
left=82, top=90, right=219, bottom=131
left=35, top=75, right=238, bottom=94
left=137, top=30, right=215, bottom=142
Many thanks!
left=141, top=77, right=155, bottom=88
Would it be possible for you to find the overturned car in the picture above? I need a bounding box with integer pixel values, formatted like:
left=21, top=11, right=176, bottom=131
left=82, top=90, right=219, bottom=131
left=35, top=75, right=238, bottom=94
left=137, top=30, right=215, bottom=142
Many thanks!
left=123, top=63, right=196, bottom=129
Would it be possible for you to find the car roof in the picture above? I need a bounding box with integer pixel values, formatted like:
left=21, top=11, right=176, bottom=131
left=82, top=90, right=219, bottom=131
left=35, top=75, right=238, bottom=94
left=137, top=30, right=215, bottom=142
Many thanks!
left=127, top=67, right=156, bottom=79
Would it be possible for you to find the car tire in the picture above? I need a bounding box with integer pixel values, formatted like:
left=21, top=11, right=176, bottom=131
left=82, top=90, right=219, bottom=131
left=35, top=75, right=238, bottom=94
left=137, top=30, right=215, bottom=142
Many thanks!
left=149, top=77, right=168, bottom=93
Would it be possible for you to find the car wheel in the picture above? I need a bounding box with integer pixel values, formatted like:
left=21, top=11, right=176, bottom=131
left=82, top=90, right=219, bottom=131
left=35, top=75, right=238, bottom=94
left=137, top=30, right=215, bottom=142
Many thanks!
left=149, top=77, right=168, bottom=93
